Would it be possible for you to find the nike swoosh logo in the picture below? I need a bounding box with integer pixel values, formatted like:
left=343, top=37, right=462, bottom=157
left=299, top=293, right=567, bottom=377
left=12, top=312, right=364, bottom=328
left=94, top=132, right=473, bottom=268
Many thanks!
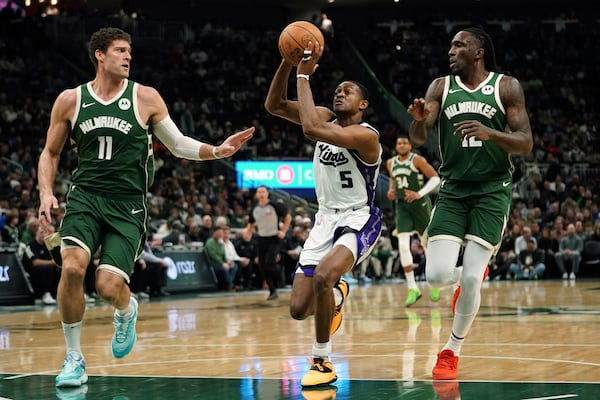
left=502, top=181, right=511, bottom=187
left=131, top=208, right=144, bottom=214
left=82, top=102, right=95, bottom=108
left=449, top=89, right=462, bottom=94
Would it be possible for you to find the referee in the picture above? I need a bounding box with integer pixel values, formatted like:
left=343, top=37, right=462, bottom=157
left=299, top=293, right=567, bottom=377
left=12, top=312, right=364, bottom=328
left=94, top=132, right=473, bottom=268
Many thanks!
left=245, top=186, right=291, bottom=300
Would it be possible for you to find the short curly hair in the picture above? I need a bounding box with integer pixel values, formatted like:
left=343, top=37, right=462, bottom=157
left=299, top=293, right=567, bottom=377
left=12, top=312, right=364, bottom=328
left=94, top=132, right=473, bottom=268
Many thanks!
left=88, top=27, right=131, bottom=70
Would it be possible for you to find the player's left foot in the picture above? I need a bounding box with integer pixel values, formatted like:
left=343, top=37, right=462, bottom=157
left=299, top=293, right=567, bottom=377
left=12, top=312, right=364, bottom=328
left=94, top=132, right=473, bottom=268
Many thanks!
left=330, top=279, right=349, bottom=335
left=405, top=288, right=422, bottom=307
left=432, top=349, right=459, bottom=380
left=111, top=296, right=138, bottom=358
left=301, top=358, right=337, bottom=387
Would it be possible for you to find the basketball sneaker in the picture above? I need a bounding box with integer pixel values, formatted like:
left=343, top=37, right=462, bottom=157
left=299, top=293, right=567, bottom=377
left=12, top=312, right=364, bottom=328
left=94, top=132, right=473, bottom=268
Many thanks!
left=432, top=349, right=459, bottom=380
left=429, top=287, right=441, bottom=302
left=405, top=288, right=422, bottom=307
left=301, top=385, right=337, bottom=400
left=55, top=351, right=88, bottom=387
left=432, top=380, right=460, bottom=400
left=451, top=266, right=488, bottom=316
left=301, top=358, right=337, bottom=387
left=330, top=279, right=349, bottom=335
left=111, top=296, right=138, bottom=358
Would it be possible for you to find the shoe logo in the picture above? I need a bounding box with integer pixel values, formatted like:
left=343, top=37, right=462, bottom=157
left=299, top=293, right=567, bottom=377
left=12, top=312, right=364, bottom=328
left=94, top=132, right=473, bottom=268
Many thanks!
left=131, top=208, right=144, bottom=214
left=82, top=102, right=95, bottom=108
left=502, top=181, right=511, bottom=187
left=449, top=89, right=463, bottom=94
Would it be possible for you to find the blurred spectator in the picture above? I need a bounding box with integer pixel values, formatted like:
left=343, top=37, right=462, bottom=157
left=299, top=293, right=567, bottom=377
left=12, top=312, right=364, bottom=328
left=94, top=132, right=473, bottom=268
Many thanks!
left=514, top=226, right=536, bottom=256
left=537, top=226, right=559, bottom=277
left=161, top=219, right=188, bottom=246
left=196, top=214, right=214, bottom=243
left=204, top=226, right=237, bottom=291
left=222, top=226, right=249, bottom=290
left=233, top=229, right=259, bottom=290
left=130, top=242, right=172, bottom=298
left=555, top=223, right=584, bottom=280
left=509, top=238, right=546, bottom=280
left=21, top=224, right=59, bottom=305
left=281, top=225, right=308, bottom=286
left=320, top=12, right=334, bottom=39
left=1, top=210, right=20, bottom=245
left=19, top=217, right=39, bottom=245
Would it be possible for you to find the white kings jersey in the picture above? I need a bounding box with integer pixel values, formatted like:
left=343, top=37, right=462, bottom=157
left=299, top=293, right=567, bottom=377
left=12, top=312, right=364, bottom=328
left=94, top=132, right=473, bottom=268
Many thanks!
left=312, top=121, right=382, bottom=211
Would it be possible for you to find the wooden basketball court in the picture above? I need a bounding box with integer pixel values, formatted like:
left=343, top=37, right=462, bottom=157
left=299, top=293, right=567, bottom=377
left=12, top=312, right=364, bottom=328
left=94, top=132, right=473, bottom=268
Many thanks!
left=1, top=279, right=599, bottom=399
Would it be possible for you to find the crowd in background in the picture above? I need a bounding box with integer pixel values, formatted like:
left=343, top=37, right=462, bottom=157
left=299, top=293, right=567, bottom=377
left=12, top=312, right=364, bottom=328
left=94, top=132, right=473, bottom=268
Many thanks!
left=1, top=4, right=600, bottom=302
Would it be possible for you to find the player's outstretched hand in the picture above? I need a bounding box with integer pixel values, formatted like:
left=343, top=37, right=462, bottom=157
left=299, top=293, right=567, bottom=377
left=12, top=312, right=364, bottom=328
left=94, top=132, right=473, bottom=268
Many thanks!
left=213, top=127, right=254, bottom=159
left=407, top=98, right=428, bottom=122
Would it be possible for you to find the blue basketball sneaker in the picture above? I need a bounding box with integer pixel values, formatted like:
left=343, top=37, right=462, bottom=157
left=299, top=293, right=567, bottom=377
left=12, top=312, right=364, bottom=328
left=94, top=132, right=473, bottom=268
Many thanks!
left=55, top=351, right=88, bottom=387
left=111, top=296, right=138, bottom=358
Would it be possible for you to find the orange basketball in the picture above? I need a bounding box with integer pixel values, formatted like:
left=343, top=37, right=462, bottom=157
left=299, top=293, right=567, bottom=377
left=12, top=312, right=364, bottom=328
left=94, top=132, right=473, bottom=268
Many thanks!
left=278, top=21, right=325, bottom=65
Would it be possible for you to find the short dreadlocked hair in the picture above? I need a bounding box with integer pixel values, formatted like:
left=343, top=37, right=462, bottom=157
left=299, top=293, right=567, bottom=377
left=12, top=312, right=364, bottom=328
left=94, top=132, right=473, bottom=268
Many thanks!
left=462, top=26, right=497, bottom=72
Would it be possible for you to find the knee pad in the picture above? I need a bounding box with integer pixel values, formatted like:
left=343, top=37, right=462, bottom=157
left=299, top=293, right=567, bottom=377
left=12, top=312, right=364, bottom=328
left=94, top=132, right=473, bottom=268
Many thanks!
left=425, top=239, right=462, bottom=286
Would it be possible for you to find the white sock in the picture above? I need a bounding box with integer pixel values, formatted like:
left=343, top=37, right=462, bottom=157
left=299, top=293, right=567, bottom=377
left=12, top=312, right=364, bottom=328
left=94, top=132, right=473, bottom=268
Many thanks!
left=312, top=341, right=332, bottom=360
left=405, top=270, right=418, bottom=290
left=62, top=321, right=83, bottom=354
left=443, top=332, right=464, bottom=356
left=116, top=298, right=133, bottom=317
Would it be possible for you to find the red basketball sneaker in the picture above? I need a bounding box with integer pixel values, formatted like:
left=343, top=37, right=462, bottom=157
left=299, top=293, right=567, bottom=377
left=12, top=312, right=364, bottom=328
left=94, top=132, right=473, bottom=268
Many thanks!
left=432, top=349, right=459, bottom=380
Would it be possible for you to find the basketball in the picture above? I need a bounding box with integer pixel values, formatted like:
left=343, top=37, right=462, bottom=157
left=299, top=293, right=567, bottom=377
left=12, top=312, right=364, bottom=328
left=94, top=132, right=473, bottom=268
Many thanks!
left=278, top=21, right=325, bottom=65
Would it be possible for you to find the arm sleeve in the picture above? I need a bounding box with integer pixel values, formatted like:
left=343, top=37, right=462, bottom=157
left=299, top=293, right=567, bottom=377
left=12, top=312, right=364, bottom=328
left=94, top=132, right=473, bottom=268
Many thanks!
left=140, top=249, right=163, bottom=264
left=153, top=116, right=204, bottom=160
left=417, top=176, right=441, bottom=198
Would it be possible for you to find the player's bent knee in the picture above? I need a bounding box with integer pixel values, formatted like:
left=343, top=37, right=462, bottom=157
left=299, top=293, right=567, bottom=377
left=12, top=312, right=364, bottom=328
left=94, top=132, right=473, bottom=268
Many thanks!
left=289, top=300, right=312, bottom=320
left=426, top=267, right=456, bottom=287
left=59, top=263, right=86, bottom=283
left=460, top=274, right=483, bottom=293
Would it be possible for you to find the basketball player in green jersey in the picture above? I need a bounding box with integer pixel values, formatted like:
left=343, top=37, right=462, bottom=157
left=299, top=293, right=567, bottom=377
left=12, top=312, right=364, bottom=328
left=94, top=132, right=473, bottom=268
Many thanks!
left=37, top=27, right=253, bottom=388
left=407, top=26, right=532, bottom=382
left=386, top=135, right=440, bottom=306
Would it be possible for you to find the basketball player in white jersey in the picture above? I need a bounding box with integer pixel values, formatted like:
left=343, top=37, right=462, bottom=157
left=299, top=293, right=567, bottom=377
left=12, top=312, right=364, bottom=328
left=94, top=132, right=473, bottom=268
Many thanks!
left=265, top=42, right=383, bottom=388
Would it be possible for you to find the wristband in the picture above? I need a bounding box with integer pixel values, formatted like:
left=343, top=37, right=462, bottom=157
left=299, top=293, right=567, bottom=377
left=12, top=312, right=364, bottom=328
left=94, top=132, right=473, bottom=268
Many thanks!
left=297, top=74, right=310, bottom=81
left=212, top=146, right=221, bottom=159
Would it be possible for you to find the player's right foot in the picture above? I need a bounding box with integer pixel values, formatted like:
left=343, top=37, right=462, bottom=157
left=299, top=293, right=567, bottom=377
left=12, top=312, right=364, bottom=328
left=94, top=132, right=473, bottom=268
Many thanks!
left=405, top=288, right=422, bottom=307
left=432, top=349, right=459, bottom=380
left=330, top=279, right=349, bottom=335
left=301, top=358, right=337, bottom=387
left=55, top=351, right=88, bottom=387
